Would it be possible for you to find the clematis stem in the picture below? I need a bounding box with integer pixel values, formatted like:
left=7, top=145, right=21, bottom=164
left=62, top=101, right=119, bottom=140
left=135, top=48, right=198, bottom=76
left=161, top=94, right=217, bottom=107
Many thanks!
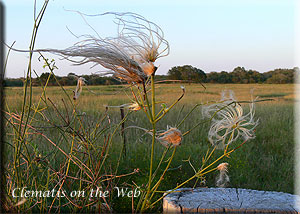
left=148, top=147, right=177, bottom=204
left=155, top=86, right=185, bottom=122
left=141, top=74, right=156, bottom=212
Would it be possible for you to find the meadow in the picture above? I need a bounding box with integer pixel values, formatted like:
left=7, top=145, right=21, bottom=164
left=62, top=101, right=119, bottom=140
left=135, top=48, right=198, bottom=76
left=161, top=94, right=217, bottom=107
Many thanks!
left=4, top=83, right=295, bottom=212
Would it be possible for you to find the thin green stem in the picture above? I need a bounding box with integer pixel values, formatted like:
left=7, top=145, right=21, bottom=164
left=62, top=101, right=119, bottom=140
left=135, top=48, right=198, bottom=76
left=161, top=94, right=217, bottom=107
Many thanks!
left=151, top=146, right=170, bottom=184
left=98, top=111, right=132, bottom=173
left=140, top=74, right=156, bottom=212
left=177, top=104, right=201, bottom=128
left=149, top=140, right=247, bottom=208
left=148, top=147, right=177, bottom=205
left=142, top=82, right=154, bottom=122
left=155, top=87, right=185, bottom=122
left=14, top=0, right=49, bottom=191
left=136, top=86, right=152, bottom=122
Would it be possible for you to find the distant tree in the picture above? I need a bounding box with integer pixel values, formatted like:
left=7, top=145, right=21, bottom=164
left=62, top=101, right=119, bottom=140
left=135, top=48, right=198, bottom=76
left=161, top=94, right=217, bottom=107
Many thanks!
left=39, top=72, right=57, bottom=86
left=206, top=72, right=219, bottom=83
left=168, top=66, right=182, bottom=80
left=167, top=65, right=206, bottom=82
left=231, top=66, right=248, bottom=83
left=154, top=75, right=168, bottom=83
left=4, top=67, right=296, bottom=87
left=218, top=71, right=232, bottom=83
left=264, top=68, right=295, bottom=84
left=230, top=67, right=266, bottom=84
left=266, top=73, right=289, bottom=83
left=4, top=78, right=23, bottom=87
left=67, top=72, right=76, bottom=77
left=206, top=71, right=232, bottom=83
left=248, top=70, right=265, bottom=83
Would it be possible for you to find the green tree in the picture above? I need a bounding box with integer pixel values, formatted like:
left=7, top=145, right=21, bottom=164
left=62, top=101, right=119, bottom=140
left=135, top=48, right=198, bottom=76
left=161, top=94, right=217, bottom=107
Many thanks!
left=231, top=66, right=248, bottom=83
left=167, top=66, right=182, bottom=80
left=167, top=65, right=206, bottom=82
left=39, top=72, right=57, bottom=86
left=264, top=68, right=295, bottom=84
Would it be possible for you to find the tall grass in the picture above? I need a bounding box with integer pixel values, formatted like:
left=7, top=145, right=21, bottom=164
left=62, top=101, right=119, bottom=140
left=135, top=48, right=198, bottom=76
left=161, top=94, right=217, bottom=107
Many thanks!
left=4, top=84, right=295, bottom=212
left=3, top=0, right=295, bottom=212
left=3, top=1, right=137, bottom=212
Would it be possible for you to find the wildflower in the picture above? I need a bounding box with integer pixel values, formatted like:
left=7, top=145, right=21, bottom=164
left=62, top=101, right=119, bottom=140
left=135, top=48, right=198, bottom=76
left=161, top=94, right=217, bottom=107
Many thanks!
left=202, top=90, right=235, bottom=118
left=33, top=12, right=169, bottom=83
left=127, top=102, right=142, bottom=111
left=114, top=12, right=169, bottom=63
left=204, top=90, right=259, bottom=149
left=217, top=162, right=228, bottom=172
left=216, top=162, right=229, bottom=187
left=139, top=61, right=157, bottom=76
left=126, top=125, right=183, bottom=147
left=73, top=77, right=86, bottom=100
left=157, top=126, right=183, bottom=147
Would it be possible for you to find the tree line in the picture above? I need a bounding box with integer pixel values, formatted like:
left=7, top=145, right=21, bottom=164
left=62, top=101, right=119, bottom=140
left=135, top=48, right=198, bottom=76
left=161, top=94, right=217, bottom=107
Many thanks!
left=168, top=65, right=296, bottom=84
left=4, top=65, right=297, bottom=87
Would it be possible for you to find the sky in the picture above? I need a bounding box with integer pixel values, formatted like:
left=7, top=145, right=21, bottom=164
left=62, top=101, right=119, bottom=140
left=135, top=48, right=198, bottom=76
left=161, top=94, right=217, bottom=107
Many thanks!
left=2, top=0, right=297, bottom=78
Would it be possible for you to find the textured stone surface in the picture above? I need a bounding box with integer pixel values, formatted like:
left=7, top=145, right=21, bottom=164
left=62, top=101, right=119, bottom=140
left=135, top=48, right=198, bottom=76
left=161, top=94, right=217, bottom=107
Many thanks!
left=163, top=188, right=300, bottom=213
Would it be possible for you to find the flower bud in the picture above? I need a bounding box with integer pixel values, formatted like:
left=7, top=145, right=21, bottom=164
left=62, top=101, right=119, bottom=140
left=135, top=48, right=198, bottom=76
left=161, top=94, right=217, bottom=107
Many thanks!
left=157, top=127, right=183, bottom=147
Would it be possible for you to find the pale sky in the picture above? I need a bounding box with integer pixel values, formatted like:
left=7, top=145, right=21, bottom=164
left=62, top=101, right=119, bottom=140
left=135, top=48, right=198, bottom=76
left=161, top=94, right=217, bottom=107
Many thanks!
left=2, top=0, right=296, bottom=78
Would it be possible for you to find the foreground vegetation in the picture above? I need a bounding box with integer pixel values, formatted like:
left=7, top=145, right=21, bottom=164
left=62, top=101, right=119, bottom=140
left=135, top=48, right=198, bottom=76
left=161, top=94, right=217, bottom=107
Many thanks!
left=3, top=1, right=295, bottom=212
left=4, top=83, right=295, bottom=212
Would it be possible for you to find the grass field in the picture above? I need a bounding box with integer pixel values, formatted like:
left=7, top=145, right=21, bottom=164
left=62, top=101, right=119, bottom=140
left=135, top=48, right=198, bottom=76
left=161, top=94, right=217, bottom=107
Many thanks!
left=4, top=83, right=295, bottom=212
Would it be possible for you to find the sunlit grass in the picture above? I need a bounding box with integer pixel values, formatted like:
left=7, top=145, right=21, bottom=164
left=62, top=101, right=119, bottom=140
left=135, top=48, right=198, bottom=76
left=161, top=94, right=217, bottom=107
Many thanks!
left=4, top=83, right=295, bottom=212
left=5, top=83, right=295, bottom=110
